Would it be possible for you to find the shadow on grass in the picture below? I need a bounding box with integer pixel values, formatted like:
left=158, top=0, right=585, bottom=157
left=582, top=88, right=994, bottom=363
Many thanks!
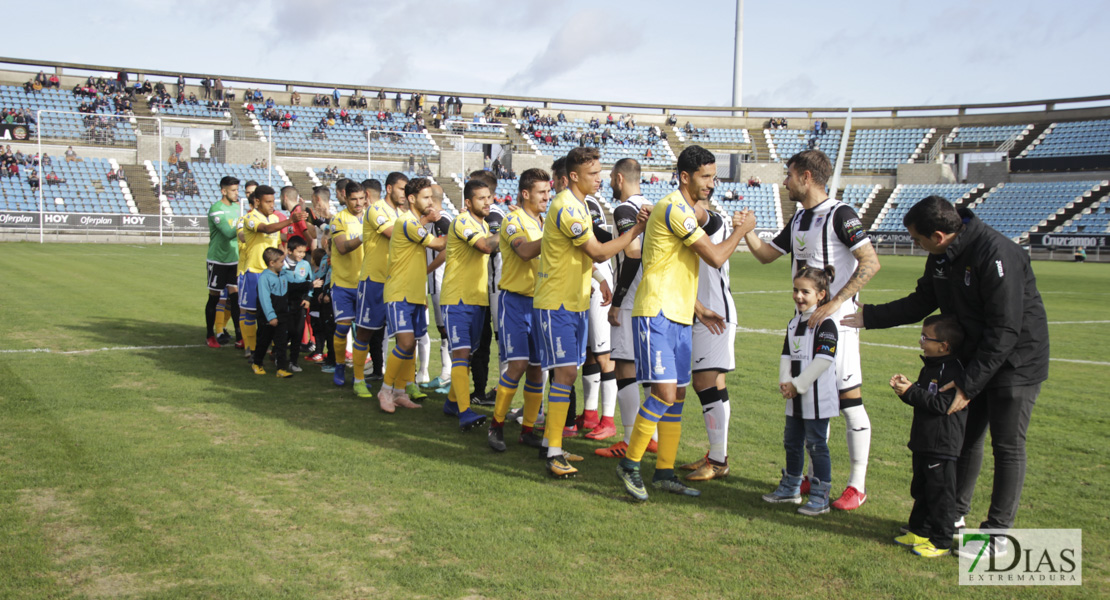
left=71, top=317, right=904, bottom=542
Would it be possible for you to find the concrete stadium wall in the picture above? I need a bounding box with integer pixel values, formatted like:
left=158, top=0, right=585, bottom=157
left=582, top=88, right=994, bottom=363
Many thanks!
left=5, top=141, right=135, bottom=164
left=967, top=161, right=1011, bottom=188
left=738, top=163, right=786, bottom=185
left=437, top=151, right=487, bottom=178
left=896, top=163, right=957, bottom=185
left=213, top=139, right=265, bottom=167
left=137, top=135, right=190, bottom=164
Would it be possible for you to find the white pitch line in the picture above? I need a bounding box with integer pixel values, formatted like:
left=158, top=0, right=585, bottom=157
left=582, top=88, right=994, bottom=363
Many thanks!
left=0, top=344, right=206, bottom=355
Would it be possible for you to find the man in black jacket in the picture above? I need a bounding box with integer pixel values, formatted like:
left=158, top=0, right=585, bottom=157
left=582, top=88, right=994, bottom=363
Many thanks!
left=843, top=196, right=1048, bottom=549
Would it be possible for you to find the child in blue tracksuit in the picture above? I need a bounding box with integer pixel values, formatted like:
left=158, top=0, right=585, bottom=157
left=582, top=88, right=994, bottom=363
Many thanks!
left=309, top=247, right=336, bottom=371
left=763, top=266, right=840, bottom=516
left=254, top=246, right=317, bottom=377
left=282, top=236, right=320, bottom=372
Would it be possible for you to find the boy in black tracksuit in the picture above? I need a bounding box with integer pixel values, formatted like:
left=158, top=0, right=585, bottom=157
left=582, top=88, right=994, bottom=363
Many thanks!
left=889, top=314, right=967, bottom=557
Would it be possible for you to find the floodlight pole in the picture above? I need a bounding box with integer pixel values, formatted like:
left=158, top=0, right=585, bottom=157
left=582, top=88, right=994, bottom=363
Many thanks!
left=829, top=108, right=852, bottom=199
left=367, top=129, right=372, bottom=177
left=37, top=109, right=43, bottom=243
left=158, top=118, right=164, bottom=245
left=268, top=122, right=273, bottom=187
left=730, top=0, right=744, bottom=177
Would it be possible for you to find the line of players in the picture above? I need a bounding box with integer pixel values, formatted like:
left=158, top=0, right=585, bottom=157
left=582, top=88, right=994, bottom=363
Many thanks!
left=205, top=144, right=878, bottom=505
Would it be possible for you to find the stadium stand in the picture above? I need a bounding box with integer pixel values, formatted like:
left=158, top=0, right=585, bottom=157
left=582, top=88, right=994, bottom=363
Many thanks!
left=711, top=182, right=782, bottom=230
left=516, top=118, right=675, bottom=168
left=947, top=124, right=1030, bottom=146
left=677, top=127, right=751, bottom=147
left=0, top=157, right=134, bottom=213
left=969, top=180, right=1107, bottom=239
left=148, top=161, right=288, bottom=216
left=152, top=101, right=231, bottom=120
left=848, top=128, right=932, bottom=171
left=0, top=85, right=137, bottom=144
left=1020, top=120, right=1110, bottom=158
left=871, top=183, right=983, bottom=230
left=768, top=129, right=843, bottom=162
left=250, top=106, right=438, bottom=156
left=443, top=117, right=506, bottom=135
left=1059, top=200, right=1110, bottom=233
left=841, top=183, right=878, bottom=209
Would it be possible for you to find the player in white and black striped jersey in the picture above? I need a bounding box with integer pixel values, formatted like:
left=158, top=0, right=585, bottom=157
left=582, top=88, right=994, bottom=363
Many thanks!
left=744, top=149, right=882, bottom=511
left=679, top=196, right=738, bottom=481
left=597, top=158, right=657, bottom=457
left=577, top=190, right=618, bottom=438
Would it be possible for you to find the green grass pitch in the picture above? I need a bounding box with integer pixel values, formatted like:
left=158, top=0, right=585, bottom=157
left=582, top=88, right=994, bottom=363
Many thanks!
left=0, top=242, right=1106, bottom=598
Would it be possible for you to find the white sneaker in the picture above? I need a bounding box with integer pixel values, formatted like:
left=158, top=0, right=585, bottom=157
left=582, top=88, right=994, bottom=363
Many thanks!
left=957, top=535, right=1009, bottom=560
left=952, top=516, right=966, bottom=541
left=289, top=364, right=303, bottom=373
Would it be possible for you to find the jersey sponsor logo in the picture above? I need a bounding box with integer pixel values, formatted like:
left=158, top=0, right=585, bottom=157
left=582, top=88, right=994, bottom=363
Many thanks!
left=818, top=330, right=837, bottom=343
left=794, top=233, right=807, bottom=252
left=571, top=222, right=584, bottom=236
left=683, top=217, right=697, bottom=233
left=791, top=338, right=802, bottom=354
left=934, top=264, right=948, bottom=280
left=819, top=343, right=836, bottom=354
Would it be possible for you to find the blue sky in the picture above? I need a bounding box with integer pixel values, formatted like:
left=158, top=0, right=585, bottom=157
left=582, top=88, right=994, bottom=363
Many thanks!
left=8, top=0, right=1108, bottom=109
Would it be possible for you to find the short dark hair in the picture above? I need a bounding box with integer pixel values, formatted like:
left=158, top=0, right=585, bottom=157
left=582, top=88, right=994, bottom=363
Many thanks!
left=363, top=179, right=383, bottom=194
left=254, top=184, right=276, bottom=198
left=219, top=175, right=239, bottom=188
left=903, top=195, right=964, bottom=237
left=464, top=179, right=490, bottom=200
left=612, top=158, right=641, bottom=182
left=677, top=145, right=716, bottom=175
left=923, top=314, right=964, bottom=350
left=385, top=172, right=408, bottom=190
left=551, top=157, right=567, bottom=181
left=335, top=177, right=351, bottom=194
left=518, top=168, right=550, bottom=194
left=468, top=170, right=497, bottom=191
left=345, top=181, right=364, bottom=197
left=311, top=247, right=327, bottom=265
left=287, top=236, right=307, bottom=252
left=280, top=185, right=298, bottom=203
left=312, top=186, right=330, bottom=201
left=566, top=147, right=600, bottom=173
left=786, top=150, right=832, bottom=187
left=244, top=179, right=259, bottom=190
left=405, top=177, right=431, bottom=198
left=262, top=247, right=284, bottom=264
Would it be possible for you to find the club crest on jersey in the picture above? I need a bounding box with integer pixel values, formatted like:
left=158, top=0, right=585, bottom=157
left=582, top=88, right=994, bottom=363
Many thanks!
left=965, top=266, right=972, bottom=286
left=814, top=215, right=824, bottom=227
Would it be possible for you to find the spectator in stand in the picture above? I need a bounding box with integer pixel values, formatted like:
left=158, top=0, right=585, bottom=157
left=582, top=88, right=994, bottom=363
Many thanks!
left=27, top=169, right=39, bottom=190
left=748, top=175, right=762, bottom=187
left=107, top=166, right=122, bottom=181
left=214, top=78, right=224, bottom=101
left=394, top=92, right=402, bottom=111
left=65, top=146, right=77, bottom=162
left=197, top=145, right=208, bottom=162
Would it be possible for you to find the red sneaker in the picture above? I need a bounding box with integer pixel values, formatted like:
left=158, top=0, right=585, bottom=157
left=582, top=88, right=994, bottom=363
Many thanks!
left=562, top=425, right=578, bottom=438
left=831, top=486, right=867, bottom=511
left=234, top=340, right=245, bottom=350
left=594, top=440, right=628, bottom=458
left=584, top=419, right=617, bottom=440
left=576, top=409, right=600, bottom=431
left=206, top=336, right=220, bottom=349
left=306, top=353, right=324, bottom=363
left=646, top=439, right=658, bottom=454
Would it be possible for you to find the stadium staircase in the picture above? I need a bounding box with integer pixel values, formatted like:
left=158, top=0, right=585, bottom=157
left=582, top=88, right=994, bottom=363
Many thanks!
left=121, top=164, right=160, bottom=214
left=955, top=185, right=991, bottom=209
left=860, top=187, right=893, bottom=230
left=749, top=128, right=772, bottom=162
left=439, top=177, right=464, bottom=212
left=286, top=169, right=317, bottom=200
left=1009, top=123, right=1051, bottom=159
left=842, top=129, right=859, bottom=169
left=1034, top=181, right=1110, bottom=234
left=229, top=104, right=262, bottom=141
left=779, top=188, right=798, bottom=223
left=664, top=135, right=687, bottom=163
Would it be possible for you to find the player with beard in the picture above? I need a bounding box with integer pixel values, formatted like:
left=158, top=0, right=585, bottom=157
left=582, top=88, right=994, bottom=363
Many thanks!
left=744, top=149, right=881, bottom=511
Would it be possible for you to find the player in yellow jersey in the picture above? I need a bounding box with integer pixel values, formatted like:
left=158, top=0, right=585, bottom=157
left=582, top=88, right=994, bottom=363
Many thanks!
left=232, top=181, right=259, bottom=355
left=377, top=177, right=447, bottom=412
left=533, top=147, right=647, bottom=478
left=239, top=185, right=305, bottom=362
left=328, top=181, right=367, bottom=387
left=350, top=174, right=409, bottom=398
left=615, top=145, right=754, bottom=501
left=486, top=168, right=551, bottom=452
left=440, top=179, right=499, bottom=432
